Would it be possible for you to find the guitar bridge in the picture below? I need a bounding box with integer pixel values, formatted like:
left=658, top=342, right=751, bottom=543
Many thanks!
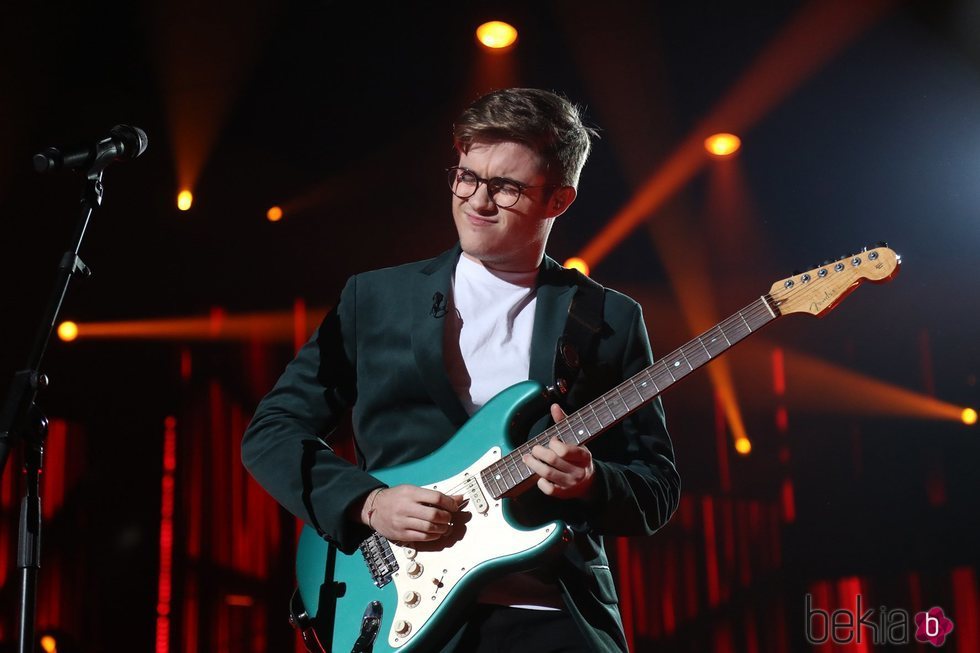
left=359, top=532, right=398, bottom=588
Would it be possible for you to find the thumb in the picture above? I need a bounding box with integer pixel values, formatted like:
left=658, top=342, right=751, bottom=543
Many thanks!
left=550, top=403, right=568, bottom=423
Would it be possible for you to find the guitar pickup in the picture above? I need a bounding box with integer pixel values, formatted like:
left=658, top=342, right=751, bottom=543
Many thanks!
left=463, top=475, right=488, bottom=514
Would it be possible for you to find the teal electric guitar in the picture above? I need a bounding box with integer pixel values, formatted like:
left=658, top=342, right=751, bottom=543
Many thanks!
left=291, top=245, right=900, bottom=652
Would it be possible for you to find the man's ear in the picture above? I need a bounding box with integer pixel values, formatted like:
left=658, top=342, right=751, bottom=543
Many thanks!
left=548, top=186, right=577, bottom=218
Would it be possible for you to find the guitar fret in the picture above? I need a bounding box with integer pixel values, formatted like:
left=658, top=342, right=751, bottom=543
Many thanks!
left=587, top=403, right=603, bottom=430
left=629, top=378, right=645, bottom=403
left=697, top=336, right=712, bottom=359
left=678, top=347, right=694, bottom=371
left=614, top=386, right=630, bottom=411
left=738, top=311, right=753, bottom=332
left=572, top=415, right=591, bottom=444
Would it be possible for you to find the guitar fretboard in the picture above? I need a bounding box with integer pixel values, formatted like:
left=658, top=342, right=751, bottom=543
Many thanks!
left=480, top=295, right=780, bottom=499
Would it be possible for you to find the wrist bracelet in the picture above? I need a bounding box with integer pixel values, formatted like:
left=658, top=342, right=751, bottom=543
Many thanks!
left=367, top=488, right=384, bottom=529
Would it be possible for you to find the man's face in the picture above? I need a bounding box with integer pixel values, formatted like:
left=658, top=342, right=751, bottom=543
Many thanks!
left=451, top=141, right=568, bottom=272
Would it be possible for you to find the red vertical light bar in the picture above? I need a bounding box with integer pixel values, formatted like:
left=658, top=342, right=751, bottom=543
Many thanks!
left=631, top=547, right=648, bottom=636
left=0, top=457, right=13, bottom=590
left=616, top=538, right=635, bottom=652
left=713, top=619, right=734, bottom=653
left=661, top=543, right=676, bottom=636
left=679, top=494, right=695, bottom=531
left=714, top=392, right=731, bottom=491
left=293, top=297, right=307, bottom=355
left=183, top=576, right=199, bottom=653
left=156, top=416, right=177, bottom=653
left=41, top=419, right=67, bottom=519
left=210, top=381, right=230, bottom=564
left=209, top=306, right=226, bottom=338
left=769, top=503, right=782, bottom=568
left=907, top=571, right=922, bottom=613
left=180, top=347, right=193, bottom=381
left=703, top=495, right=720, bottom=606
left=721, top=498, right=735, bottom=603
left=737, top=501, right=751, bottom=587
left=230, top=405, right=246, bottom=573
left=683, top=537, right=699, bottom=619
left=952, top=566, right=977, bottom=653
left=809, top=581, right=832, bottom=653
left=836, top=577, right=869, bottom=653
left=780, top=478, right=796, bottom=523
left=772, top=348, right=786, bottom=396
left=774, top=406, right=789, bottom=434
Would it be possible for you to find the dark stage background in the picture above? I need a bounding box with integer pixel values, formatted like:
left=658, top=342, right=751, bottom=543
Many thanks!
left=1, top=1, right=978, bottom=651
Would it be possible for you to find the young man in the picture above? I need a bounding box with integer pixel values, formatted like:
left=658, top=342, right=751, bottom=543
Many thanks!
left=242, top=88, right=680, bottom=652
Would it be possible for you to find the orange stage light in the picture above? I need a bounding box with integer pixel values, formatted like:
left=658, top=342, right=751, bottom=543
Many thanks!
left=705, top=133, right=741, bottom=157
left=40, top=635, right=57, bottom=653
left=564, top=257, right=590, bottom=276
left=266, top=206, right=283, bottom=222
left=57, top=321, right=78, bottom=342
left=177, top=190, right=193, bottom=211
left=963, top=408, right=977, bottom=426
left=62, top=307, right=328, bottom=343
left=734, top=437, right=752, bottom=455
left=476, top=21, right=518, bottom=50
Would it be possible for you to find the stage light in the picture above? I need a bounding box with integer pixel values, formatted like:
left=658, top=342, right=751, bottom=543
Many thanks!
left=57, top=321, right=78, bottom=342
left=177, top=190, right=193, bottom=211
left=705, top=133, right=741, bottom=157
left=476, top=21, right=518, bottom=50
left=40, top=635, right=57, bottom=653
left=734, top=437, right=752, bottom=455
left=564, top=257, right=590, bottom=276
left=963, top=408, right=977, bottom=426
left=266, top=206, right=283, bottom=222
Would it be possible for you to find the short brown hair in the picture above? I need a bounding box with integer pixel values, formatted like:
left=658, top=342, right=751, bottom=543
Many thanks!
left=452, top=88, right=598, bottom=188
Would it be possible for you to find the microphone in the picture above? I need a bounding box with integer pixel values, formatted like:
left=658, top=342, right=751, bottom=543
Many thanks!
left=431, top=292, right=448, bottom=318
left=33, top=124, right=148, bottom=173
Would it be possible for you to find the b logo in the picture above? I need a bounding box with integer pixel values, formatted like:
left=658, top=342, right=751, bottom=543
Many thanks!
left=914, top=607, right=954, bottom=647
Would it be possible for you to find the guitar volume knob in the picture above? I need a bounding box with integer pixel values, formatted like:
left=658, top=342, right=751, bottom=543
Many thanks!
left=406, top=561, right=423, bottom=578
left=403, top=591, right=421, bottom=607
left=394, top=620, right=412, bottom=636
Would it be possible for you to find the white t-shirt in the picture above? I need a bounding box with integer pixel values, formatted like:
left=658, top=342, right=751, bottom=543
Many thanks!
left=442, top=254, right=565, bottom=610
left=443, top=254, right=538, bottom=415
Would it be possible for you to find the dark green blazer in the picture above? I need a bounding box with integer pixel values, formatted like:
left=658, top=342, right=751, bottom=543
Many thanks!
left=241, top=244, right=680, bottom=652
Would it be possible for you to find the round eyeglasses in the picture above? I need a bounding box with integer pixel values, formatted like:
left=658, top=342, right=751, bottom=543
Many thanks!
left=447, top=166, right=554, bottom=208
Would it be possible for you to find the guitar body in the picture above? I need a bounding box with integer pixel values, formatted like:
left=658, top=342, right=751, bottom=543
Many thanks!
left=295, top=380, right=568, bottom=653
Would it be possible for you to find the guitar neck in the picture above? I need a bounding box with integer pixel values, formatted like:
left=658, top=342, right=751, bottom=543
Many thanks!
left=481, top=294, right=781, bottom=499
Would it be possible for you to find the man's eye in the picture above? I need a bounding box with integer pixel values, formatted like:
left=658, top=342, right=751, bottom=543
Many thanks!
left=495, top=183, right=521, bottom=198
left=458, top=172, right=478, bottom=184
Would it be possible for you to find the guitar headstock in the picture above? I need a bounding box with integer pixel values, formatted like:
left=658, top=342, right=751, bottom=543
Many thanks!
left=769, top=244, right=900, bottom=317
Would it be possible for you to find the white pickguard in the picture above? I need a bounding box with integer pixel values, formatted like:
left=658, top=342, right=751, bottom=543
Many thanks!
left=385, top=447, right=556, bottom=648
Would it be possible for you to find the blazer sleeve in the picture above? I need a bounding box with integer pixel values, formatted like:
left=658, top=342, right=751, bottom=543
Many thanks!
left=577, top=299, right=681, bottom=537
left=240, top=275, right=384, bottom=554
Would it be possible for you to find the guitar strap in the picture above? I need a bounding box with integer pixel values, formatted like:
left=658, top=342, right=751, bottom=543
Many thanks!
left=552, top=271, right=605, bottom=402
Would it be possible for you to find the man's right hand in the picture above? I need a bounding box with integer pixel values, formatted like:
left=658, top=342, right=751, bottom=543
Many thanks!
left=356, top=485, right=466, bottom=542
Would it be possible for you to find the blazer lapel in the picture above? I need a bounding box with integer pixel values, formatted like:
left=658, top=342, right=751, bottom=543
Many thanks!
left=528, top=255, right=577, bottom=388
left=411, top=244, right=470, bottom=427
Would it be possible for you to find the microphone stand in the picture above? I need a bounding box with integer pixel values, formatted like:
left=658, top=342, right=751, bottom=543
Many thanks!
left=0, top=163, right=104, bottom=653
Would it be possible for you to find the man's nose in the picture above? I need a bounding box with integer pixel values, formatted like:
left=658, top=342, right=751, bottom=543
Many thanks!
left=468, top=181, right=496, bottom=211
